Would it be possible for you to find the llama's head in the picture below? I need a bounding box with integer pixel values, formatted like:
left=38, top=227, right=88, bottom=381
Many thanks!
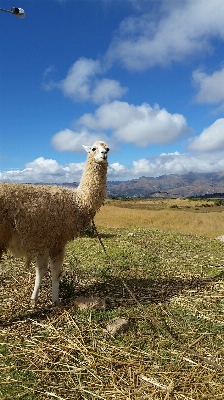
left=83, top=141, right=109, bottom=164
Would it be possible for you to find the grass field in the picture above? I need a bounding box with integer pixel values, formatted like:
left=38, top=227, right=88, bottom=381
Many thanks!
left=95, top=198, right=224, bottom=238
left=0, top=199, right=224, bottom=399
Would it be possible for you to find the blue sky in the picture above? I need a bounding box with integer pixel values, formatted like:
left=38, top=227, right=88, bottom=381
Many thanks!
left=1, top=0, right=224, bottom=183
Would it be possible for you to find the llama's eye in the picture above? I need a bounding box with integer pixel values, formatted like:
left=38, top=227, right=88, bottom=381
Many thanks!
left=106, top=147, right=110, bottom=152
left=92, top=147, right=96, bottom=152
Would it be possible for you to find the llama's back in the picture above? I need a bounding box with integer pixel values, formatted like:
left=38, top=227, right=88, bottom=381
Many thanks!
left=0, top=183, right=89, bottom=257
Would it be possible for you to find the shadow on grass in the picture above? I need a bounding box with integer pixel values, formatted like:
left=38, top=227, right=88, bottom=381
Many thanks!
left=80, top=227, right=117, bottom=239
left=59, top=270, right=224, bottom=308
left=1, top=271, right=223, bottom=327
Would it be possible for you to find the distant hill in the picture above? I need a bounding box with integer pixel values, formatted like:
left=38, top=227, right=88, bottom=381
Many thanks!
left=106, top=172, right=224, bottom=198
left=39, top=172, right=224, bottom=198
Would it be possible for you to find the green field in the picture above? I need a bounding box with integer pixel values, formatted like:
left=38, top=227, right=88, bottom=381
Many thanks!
left=0, top=199, right=224, bottom=399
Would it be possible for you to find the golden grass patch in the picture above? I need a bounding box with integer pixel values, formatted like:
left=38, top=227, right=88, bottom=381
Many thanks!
left=95, top=201, right=224, bottom=238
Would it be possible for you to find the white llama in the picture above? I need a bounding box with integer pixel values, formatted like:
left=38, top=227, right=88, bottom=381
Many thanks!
left=0, top=141, right=109, bottom=305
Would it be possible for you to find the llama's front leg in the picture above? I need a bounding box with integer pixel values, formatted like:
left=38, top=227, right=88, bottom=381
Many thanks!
left=31, top=252, right=49, bottom=306
left=50, top=248, right=65, bottom=306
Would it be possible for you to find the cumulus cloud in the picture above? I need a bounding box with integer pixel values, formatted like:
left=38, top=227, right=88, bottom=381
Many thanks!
left=188, top=119, right=224, bottom=152
left=106, top=0, right=224, bottom=70
left=91, top=78, right=126, bottom=104
left=3, top=150, right=224, bottom=183
left=78, top=101, right=189, bottom=147
left=131, top=151, right=224, bottom=176
left=44, top=57, right=127, bottom=104
left=132, top=153, right=196, bottom=177
left=51, top=129, right=112, bottom=152
left=193, top=67, right=224, bottom=104
left=0, top=157, right=84, bottom=184
left=108, top=162, right=130, bottom=180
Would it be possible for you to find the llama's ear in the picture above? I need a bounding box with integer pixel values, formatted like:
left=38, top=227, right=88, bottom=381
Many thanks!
left=82, top=145, right=91, bottom=153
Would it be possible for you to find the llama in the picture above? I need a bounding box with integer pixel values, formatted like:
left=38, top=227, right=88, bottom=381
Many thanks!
left=0, top=141, right=109, bottom=306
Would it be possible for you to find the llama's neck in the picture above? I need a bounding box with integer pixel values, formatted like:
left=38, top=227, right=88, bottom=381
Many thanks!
left=76, top=158, right=108, bottom=217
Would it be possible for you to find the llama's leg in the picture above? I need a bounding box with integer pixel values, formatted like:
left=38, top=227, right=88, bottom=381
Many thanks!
left=50, top=248, right=65, bottom=306
left=31, top=252, right=49, bottom=306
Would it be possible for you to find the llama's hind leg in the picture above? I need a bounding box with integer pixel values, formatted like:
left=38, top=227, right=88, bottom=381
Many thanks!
left=50, top=248, right=65, bottom=306
left=31, top=252, right=49, bottom=306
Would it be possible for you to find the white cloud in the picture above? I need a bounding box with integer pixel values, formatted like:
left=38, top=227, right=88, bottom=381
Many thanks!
left=0, top=157, right=84, bottom=183
left=106, top=0, right=224, bottom=70
left=131, top=150, right=224, bottom=177
left=26, top=157, right=67, bottom=174
left=132, top=153, right=191, bottom=176
left=108, top=162, right=130, bottom=180
left=91, top=78, right=127, bottom=104
left=78, top=101, right=189, bottom=147
left=59, top=58, right=100, bottom=101
left=193, top=67, right=224, bottom=104
left=3, top=150, right=224, bottom=183
left=188, top=119, right=224, bottom=152
left=51, top=129, right=111, bottom=152
left=0, top=157, right=85, bottom=183
left=44, top=57, right=127, bottom=104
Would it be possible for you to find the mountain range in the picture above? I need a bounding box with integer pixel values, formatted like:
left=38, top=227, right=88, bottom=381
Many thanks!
left=61, top=172, right=224, bottom=198
left=104, top=172, right=224, bottom=198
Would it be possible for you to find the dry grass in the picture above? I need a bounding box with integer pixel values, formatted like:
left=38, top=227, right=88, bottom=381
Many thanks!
left=1, top=201, right=224, bottom=399
left=95, top=199, right=224, bottom=238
